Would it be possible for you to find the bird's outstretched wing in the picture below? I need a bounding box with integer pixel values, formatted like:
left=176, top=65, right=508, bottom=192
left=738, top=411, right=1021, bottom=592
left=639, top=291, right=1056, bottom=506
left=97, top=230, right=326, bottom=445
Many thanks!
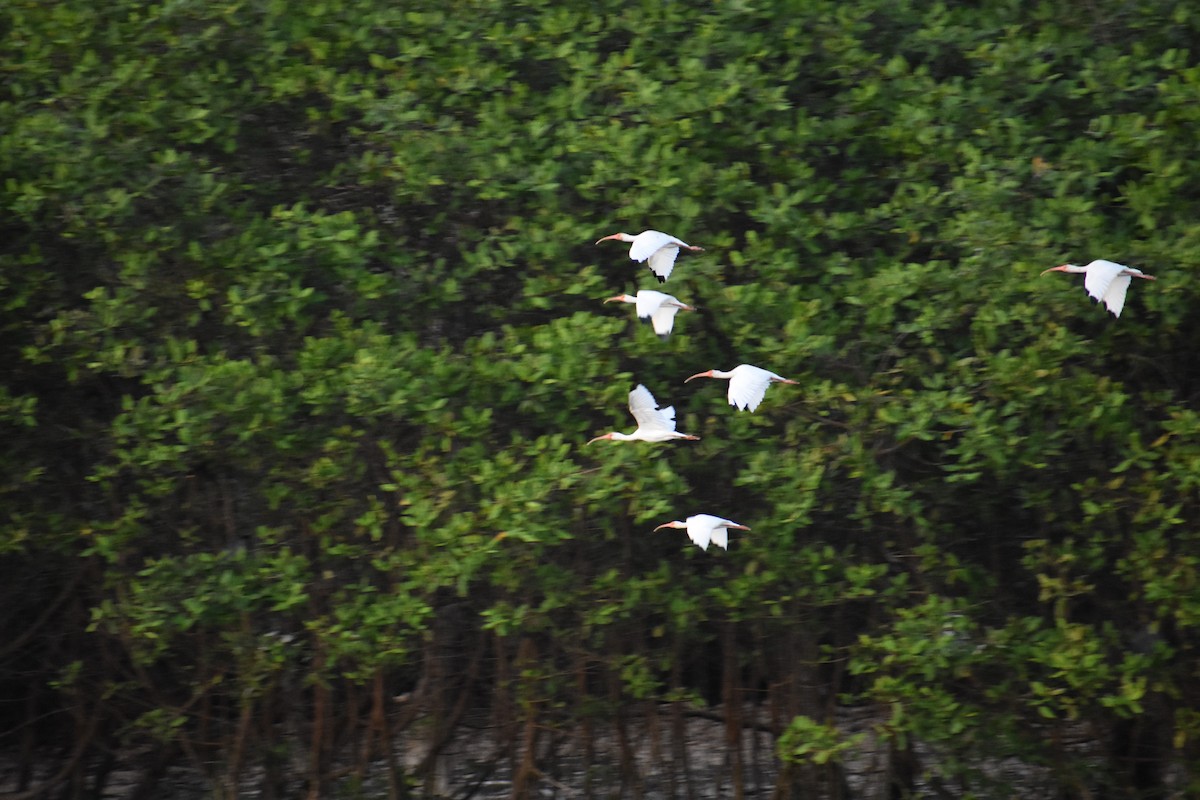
left=1082, top=260, right=1125, bottom=308
left=686, top=517, right=713, bottom=551
left=628, top=230, right=675, bottom=262
left=646, top=246, right=680, bottom=283
left=636, top=291, right=683, bottom=339
left=709, top=526, right=729, bottom=551
left=728, top=367, right=775, bottom=412
left=649, top=304, right=679, bottom=339
left=634, top=291, right=668, bottom=321
left=628, top=384, right=676, bottom=432
left=630, top=231, right=692, bottom=283
left=1101, top=275, right=1133, bottom=317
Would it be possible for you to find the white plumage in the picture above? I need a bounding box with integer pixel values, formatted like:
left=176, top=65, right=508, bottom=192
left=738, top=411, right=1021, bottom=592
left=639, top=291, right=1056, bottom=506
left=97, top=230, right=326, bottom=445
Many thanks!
left=1041, top=259, right=1157, bottom=318
left=685, top=363, right=799, bottom=412
left=595, top=229, right=704, bottom=283
left=587, top=384, right=700, bottom=444
left=603, top=290, right=695, bottom=339
left=655, top=514, right=750, bottom=551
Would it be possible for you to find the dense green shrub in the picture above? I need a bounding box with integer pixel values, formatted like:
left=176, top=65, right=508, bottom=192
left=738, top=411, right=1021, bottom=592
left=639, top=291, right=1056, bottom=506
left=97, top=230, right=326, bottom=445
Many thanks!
left=3, top=0, right=1200, bottom=796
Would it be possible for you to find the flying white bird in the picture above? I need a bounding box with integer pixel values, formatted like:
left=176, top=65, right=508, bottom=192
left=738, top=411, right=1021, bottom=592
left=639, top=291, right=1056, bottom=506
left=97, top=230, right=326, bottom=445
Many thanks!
left=1040, top=259, right=1157, bottom=318
left=587, top=384, right=700, bottom=444
left=685, top=363, right=799, bottom=412
left=604, top=290, right=696, bottom=339
left=655, top=514, right=750, bottom=551
left=595, top=230, right=704, bottom=283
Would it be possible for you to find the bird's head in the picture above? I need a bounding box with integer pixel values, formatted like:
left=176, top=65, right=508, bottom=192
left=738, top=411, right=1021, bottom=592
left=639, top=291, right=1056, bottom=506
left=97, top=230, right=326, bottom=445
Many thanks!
left=595, top=232, right=634, bottom=245
left=1040, top=264, right=1073, bottom=276
left=684, top=370, right=715, bottom=383
left=654, top=521, right=687, bottom=532
left=586, top=432, right=615, bottom=445
left=603, top=295, right=635, bottom=304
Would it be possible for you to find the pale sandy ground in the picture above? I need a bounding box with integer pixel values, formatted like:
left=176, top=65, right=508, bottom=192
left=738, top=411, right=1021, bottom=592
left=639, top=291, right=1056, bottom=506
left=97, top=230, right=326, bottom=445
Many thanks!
left=1, top=704, right=1184, bottom=798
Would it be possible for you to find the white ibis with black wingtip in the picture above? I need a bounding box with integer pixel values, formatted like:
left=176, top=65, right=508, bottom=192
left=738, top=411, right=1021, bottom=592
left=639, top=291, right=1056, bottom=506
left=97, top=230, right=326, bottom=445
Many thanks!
left=587, top=384, right=700, bottom=444
left=1040, top=259, right=1156, bottom=318
left=655, top=514, right=750, bottom=551
left=595, top=230, right=704, bottom=283
left=685, top=364, right=799, bottom=412
left=603, top=290, right=695, bottom=339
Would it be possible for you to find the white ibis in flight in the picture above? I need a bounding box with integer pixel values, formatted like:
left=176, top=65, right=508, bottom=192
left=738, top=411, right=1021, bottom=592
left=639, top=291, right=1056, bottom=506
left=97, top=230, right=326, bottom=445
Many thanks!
left=655, top=514, right=750, bottom=551
left=685, top=364, right=799, bottom=412
left=1040, top=259, right=1156, bottom=318
left=587, top=384, right=700, bottom=444
left=604, top=290, right=696, bottom=339
left=595, top=230, right=704, bottom=283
